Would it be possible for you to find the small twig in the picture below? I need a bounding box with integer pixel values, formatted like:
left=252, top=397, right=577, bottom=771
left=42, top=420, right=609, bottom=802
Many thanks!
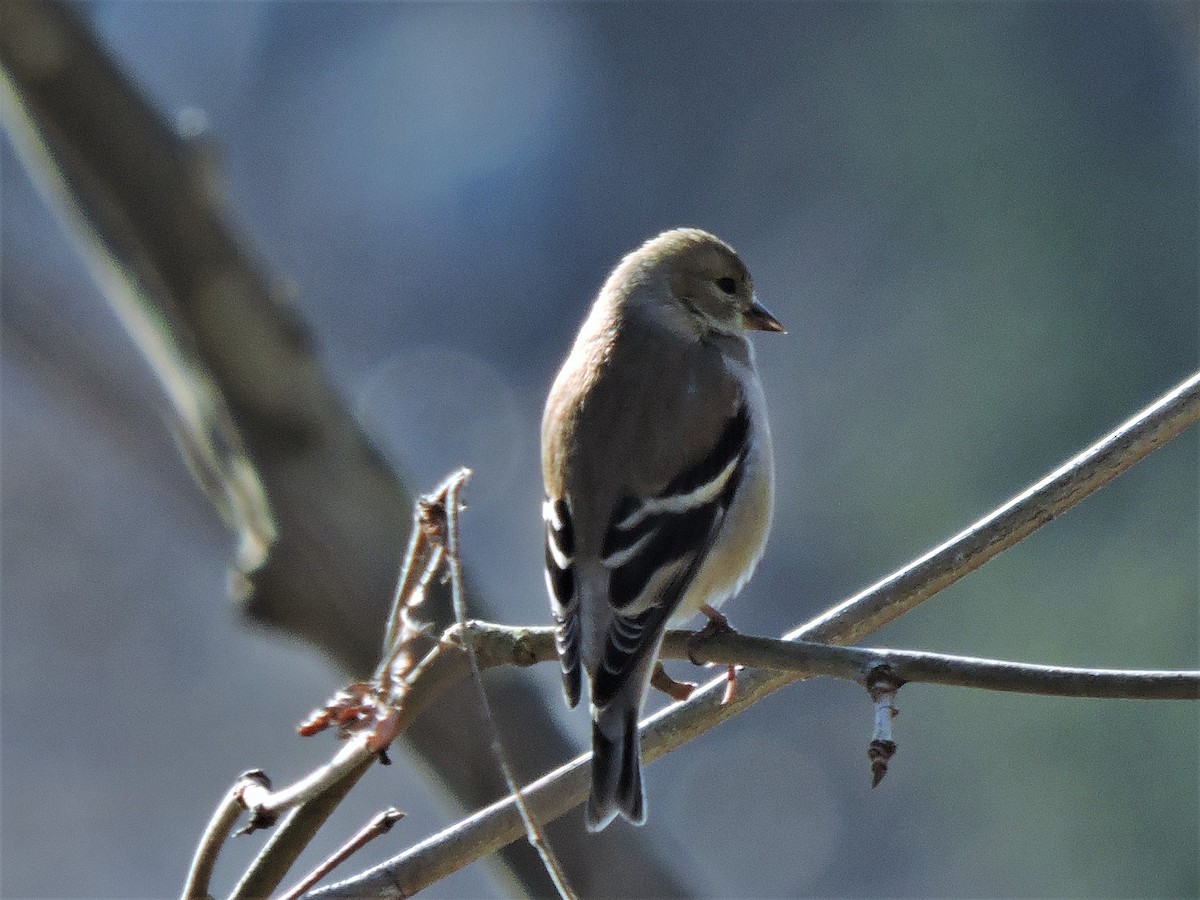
left=226, top=486, right=454, bottom=897
left=378, top=500, right=445, bottom=692
left=181, top=770, right=270, bottom=899
left=865, top=668, right=902, bottom=787
left=230, top=633, right=480, bottom=898
left=278, top=808, right=404, bottom=900
left=438, top=469, right=578, bottom=900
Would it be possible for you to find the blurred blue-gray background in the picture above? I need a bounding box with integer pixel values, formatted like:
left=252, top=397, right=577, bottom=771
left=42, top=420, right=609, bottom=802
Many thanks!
left=2, top=2, right=1196, bottom=897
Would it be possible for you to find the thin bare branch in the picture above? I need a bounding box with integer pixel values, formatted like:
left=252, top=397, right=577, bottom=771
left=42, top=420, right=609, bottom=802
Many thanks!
left=379, top=500, right=444, bottom=670
left=230, top=641, right=481, bottom=898
left=231, top=760, right=372, bottom=900
left=228, top=494, right=446, bottom=896
left=793, top=369, right=1200, bottom=647
left=241, top=738, right=382, bottom=836
left=443, top=623, right=1200, bottom=701
left=181, top=771, right=270, bottom=900
left=438, top=471, right=578, bottom=900
left=309, top=368, right=1200, bottom=898
left=279, top=809, right=405, bottom=900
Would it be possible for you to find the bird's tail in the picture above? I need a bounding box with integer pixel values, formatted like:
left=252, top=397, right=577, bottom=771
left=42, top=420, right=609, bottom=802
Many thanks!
left=587, top=704, right=645, bottom=831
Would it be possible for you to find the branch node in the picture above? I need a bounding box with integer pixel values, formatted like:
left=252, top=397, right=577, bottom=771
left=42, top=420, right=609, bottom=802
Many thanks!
left=237, top=807, right=280, bottom=836
left=416, top=485, right=451, bottom=545
left=233, top=772, right=278, bottom=834
left=864, top=663, right=905, bottom=698
left=510, top=629, right=542, bottom=668
left=235, top=770, right=273, bottom=806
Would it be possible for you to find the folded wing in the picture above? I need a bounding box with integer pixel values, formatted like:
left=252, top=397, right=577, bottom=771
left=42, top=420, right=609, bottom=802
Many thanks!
left=592, top=404, right=751, bottom=707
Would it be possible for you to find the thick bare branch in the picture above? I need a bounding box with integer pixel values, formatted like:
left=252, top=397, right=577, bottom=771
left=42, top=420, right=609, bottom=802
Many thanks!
left=792, top=369, right=1200, bottom=647
left=310, top=368, right=1200, bottom=897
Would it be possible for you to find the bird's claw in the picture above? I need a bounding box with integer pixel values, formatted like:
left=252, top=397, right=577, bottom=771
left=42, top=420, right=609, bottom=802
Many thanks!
left=686, top=605, right=740, bottom=704
left=651, top=662, right=697, bottom=702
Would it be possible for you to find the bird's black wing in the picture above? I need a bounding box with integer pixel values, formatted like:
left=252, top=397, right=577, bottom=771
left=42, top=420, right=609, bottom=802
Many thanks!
left=592, top=404, right=750, bottom=707
left=543, top=496, right=582, bottom=707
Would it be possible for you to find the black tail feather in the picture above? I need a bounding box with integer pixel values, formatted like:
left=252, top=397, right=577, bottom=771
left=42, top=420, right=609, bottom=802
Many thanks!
left=586, top=708, right=645, bottom=831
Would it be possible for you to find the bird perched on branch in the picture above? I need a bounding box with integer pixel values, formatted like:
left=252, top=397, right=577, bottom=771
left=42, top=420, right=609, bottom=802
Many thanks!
left=541, top=228, right=782, bottom=830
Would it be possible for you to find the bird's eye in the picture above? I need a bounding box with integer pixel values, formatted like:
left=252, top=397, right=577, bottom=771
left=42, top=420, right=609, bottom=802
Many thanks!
left=716, top=276, right=737, bottom=295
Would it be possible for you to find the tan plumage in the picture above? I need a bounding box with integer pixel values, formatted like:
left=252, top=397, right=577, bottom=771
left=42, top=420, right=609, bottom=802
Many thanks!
left=541, top=228, right=782, bottom=830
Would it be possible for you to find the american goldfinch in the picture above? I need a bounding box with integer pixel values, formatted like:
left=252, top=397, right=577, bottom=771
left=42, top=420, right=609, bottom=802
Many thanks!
left=541, top=228, right=782, bottom=831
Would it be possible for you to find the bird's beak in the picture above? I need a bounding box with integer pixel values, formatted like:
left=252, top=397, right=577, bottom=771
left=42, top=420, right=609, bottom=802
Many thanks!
left=744, top=298, right=786, bottom=333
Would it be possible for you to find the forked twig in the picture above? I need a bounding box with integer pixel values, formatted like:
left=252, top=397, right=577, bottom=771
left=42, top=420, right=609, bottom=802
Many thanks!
left=278, top=809, right=405, bottom=900
left=206, top=494, right=449, bottom=898
left=230, top=761, right=371, bottom=900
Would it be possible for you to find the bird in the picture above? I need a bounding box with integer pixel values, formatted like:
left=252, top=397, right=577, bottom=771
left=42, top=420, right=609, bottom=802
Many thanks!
left=541, top=228, right=782, bottom=831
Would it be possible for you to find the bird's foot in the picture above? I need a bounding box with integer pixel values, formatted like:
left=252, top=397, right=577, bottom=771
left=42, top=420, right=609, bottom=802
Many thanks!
left=686, top=605, right=735, bottom=663
left=651, top=662, right=697, bottom=702
left=688, top=605, right=740, bottom=705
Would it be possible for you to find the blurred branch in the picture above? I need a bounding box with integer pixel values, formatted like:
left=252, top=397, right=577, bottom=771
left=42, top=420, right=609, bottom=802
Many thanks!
left=311, top=368, right=1200, bottom=897
left=0, top=4, right=686, bottom=896
left=2, top=0, right=277, bottom=582
left=3, top=0, right=381, bottom=680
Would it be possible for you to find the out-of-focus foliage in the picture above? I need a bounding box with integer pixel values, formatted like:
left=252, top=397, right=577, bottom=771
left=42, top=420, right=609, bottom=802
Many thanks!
left=2, top=3, right=1195, bottom=897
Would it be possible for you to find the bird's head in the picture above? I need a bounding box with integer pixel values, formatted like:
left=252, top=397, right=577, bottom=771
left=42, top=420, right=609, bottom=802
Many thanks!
left=611, top=228, right=784, bottom=341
